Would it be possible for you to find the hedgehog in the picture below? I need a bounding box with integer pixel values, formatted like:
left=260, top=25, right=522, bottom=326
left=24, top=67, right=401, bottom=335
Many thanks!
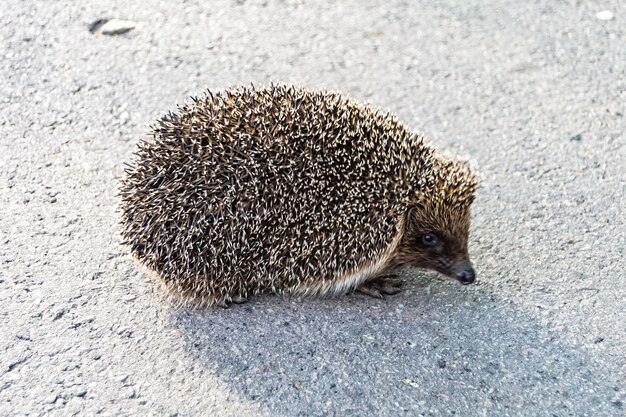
left=120, top=84, right=479, bottom=307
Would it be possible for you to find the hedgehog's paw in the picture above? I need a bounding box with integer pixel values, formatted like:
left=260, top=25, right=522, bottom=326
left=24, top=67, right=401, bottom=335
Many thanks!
left=356, top=276, right=405, bottom=299
left=215, top=295, right=248, bottom=308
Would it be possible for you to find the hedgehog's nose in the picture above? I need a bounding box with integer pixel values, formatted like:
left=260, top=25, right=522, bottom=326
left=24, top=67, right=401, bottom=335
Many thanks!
left=455, top=261, right=475, bottom=285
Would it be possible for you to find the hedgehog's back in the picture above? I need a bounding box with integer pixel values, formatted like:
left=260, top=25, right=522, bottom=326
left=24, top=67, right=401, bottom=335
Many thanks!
left=120, top=84, right=433, bottom=304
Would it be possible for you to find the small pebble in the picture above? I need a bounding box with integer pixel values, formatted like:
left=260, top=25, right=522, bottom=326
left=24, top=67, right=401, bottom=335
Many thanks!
left=596, top=10, right=614, bottom=21
left=401, top=378, right=419, bottom=388
left=90, top=18, right=136, bottom=35
left=117, top=327, right=133, bottom=337
left=52, top=308, right=66, bottom=321
left=73, top=389, right=87, bottom=398
left=121, top=386, right=136, bottom=399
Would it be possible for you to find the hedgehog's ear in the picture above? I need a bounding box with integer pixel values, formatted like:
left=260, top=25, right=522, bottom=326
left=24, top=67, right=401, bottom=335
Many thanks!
left=405, top=205, right=420, bottom=231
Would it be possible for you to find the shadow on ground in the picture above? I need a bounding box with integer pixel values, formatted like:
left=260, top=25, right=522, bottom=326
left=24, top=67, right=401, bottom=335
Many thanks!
left=173, top=275, right=623, bottom=416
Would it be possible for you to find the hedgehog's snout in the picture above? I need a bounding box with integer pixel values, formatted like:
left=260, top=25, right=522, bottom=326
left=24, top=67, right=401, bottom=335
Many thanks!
left=453, top=260, right=475, bottom=285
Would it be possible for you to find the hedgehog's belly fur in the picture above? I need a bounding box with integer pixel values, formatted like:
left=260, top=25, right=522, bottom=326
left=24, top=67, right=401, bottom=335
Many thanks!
left=303, top=234, right=404, bottom=298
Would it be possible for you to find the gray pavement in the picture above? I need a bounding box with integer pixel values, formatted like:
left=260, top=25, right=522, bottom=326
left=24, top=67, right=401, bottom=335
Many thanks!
left=1, top=0, right=624, bottom=415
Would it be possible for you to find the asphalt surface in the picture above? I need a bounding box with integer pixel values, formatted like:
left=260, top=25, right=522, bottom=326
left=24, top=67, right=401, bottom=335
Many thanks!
left=1, top=0, right=624, bottom=416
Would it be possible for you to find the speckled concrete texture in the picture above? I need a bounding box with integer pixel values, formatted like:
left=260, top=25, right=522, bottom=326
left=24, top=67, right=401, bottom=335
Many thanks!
left=1, top=1, right=624, bottom=415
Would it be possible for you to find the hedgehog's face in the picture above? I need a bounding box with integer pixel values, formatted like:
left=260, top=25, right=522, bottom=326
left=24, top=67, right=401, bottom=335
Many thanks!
left=400, top=203, right=476, bottom=285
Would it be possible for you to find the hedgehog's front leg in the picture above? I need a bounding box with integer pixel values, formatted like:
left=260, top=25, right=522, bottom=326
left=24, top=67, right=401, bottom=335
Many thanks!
left=356, top=275, right=405, bottom=298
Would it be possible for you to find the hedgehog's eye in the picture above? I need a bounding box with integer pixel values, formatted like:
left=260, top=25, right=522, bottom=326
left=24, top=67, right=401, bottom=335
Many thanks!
left=421, top=233, right=439, bottom=247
